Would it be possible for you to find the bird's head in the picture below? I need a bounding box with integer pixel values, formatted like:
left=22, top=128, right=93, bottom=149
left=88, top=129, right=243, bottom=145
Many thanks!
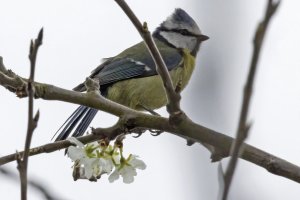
left=153, top=8, right=208, bottom=56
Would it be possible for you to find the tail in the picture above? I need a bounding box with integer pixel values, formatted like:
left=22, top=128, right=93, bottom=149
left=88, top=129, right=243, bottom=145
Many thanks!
left=53, top=106, right=98, bottom=141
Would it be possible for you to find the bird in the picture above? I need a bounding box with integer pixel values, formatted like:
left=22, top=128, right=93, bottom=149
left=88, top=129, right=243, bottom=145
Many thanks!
left=54, top=8, right=209, bottom=141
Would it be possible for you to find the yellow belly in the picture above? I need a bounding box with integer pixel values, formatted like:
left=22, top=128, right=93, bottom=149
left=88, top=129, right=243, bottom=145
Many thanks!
left=106, top=49, right=195, bottom=110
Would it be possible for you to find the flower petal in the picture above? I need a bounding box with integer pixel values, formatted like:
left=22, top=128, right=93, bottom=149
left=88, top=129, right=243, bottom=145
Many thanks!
left=119, top=165, right=137, bottom=184
left=120, top=166, right=137, bottom=177
left=128, top=155, right=146, bottom=170
left=108, top=169, right=120, bottom=183
left=67, top=146, right=85, bottom=161
left=99, top=158, right=113, bottom=173
left=67, top=137, right=84, bottom=147
left=122, top=173, right=134, bottom=184
left=82, top=158, right=100, bottom=179
left=84, top=166, right=93, bottom=179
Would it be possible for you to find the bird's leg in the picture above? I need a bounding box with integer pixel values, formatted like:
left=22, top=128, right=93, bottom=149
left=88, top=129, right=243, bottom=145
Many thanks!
left=130, top=127, right=147, bottom=138
left=140, top=105, right=164, bottom=136
left=148, top=129, right=164, bottom=136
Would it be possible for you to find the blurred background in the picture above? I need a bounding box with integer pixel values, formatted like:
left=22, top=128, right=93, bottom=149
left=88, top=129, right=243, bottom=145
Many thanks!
left=0, top=0, right=300, bottom=199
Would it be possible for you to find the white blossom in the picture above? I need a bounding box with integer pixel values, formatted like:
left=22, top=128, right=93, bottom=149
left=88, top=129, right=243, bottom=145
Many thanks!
left=108, top=154, right=146, bottom=184
left=67, top=138, right=111, bottom=179
left=66, top=137, right=146, bottom=183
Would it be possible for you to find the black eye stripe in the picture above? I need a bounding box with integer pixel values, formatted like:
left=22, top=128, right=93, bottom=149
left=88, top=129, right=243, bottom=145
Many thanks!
left=160, top=28, right=194, bottom=36
left=178, top=29, right=190, bottom=35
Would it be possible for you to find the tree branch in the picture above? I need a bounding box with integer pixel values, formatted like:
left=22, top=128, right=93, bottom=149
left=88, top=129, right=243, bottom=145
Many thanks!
left=0, top=71, right=300, bottom=183
left=17, top=28, right=43, bottom=200
left=114, top=0, right=182, bottom=119
left=221, top=1, right=281, bottom=199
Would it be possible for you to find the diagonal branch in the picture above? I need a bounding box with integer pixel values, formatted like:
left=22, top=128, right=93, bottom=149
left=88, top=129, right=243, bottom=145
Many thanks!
left=114, top=0, right=182, bottom=118
left=17, top=28, right=43, bottom=200
left=221, top=1, right=281, bottom=199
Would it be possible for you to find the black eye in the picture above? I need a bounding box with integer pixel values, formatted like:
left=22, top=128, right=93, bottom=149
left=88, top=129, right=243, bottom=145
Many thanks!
left=179, top=29, right=190, bottom=35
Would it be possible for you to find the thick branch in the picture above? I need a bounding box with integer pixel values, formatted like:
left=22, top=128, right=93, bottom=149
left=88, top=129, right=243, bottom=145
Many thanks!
left=0, top=72, right=300, bottom=183
left=222, top=1, right=281, bottom=199
left=114, top=0, right=182, bottom=117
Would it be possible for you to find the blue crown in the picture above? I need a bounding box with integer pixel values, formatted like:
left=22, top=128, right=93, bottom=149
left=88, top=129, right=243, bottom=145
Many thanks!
left=171, top=8, right=197, bottom=28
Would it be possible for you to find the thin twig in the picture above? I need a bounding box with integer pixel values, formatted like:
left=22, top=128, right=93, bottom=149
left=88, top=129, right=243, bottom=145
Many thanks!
left=221, top=1, right=281, bottom=199
left=0, top=56, right=8, bottom=73
left=17, top=28, right=43, bottom=200
left=114, top=0, right=182, bottom=118
left=0, top=167, right=60, bottom=200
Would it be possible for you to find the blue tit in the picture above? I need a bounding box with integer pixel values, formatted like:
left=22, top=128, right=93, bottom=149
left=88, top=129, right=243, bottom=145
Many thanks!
left=54, top=8, right=208, bottom=141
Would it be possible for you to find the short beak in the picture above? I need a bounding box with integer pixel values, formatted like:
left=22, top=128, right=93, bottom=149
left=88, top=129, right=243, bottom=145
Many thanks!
left=197, top=34, right=209, bottom=41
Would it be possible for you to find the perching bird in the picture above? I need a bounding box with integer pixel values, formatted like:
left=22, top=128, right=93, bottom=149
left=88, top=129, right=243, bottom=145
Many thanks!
left=54, top=8, right=208, bottom=141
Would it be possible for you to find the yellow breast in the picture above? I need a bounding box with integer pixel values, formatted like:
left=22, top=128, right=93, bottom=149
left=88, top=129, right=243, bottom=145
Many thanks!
left=106, top=49, right=196, bottom=110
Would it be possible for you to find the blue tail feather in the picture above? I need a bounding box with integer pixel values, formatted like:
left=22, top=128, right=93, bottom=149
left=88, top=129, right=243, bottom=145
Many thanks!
left=54, top=106, right=98, bottom=141
left=72, top=108, right=98, bottom=137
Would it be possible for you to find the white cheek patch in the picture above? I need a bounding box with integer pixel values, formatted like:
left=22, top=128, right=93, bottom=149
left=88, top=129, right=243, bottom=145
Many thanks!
left=159, top=31, right=197, bottom=51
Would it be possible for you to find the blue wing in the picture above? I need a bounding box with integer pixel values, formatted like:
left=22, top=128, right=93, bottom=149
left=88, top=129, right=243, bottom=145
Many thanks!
left=73, top=40, right=183, bottom=91
left=95, top=58, right=147, bottom=85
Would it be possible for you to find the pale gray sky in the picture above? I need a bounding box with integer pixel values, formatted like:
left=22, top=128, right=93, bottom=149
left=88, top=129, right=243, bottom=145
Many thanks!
left=0, top=0, right=300, bottom=199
